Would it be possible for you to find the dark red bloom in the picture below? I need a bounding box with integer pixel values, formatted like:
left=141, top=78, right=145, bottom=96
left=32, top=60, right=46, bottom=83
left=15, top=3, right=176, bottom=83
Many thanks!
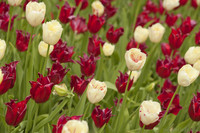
left=5, top=96, right=31, bottom=126
left=113, top=98, right=123, bottom=107
left=91, top=106, right=112, bottom=128
left=179, top=0, right=188, bottom=6
left=165, top=13, right=178, bottom=27
left=70, top=16, right=87, bottom=34
left=143, top=0, right=158, bottom=13
left=59, top=2, right=75, bottom=24
left=52, top=115, right=82, bottom=133
left=70, top=75, right=92, bottom=95
left=158, top=0, right=164, bottom=14
left=191, top=0, right=198, bottom=8
left=0, top=61, right=19, bottom=95
left=195, top=30, right=200, bottom=45
left=161, top=79, right=177, bottom=93
left=0, top=13, right=17, bottom=32
left=158, top=90, right=182, bottom=115
left=0, top=2, right=9, bottom=14
left=126, top=39, right=148, bottom=54
left=156, top=57, right=172, bottom=78
left=188, top=92, right=200, bottom=121
left=75, top=0, right=88, bottom=10
left=168, top=28, right=187, bottom=49
left=23, top=0, right=38, bottom=11
left=161, top=43, right=172, bottom=57
left=115, top=71, right=134, bottom=93
left=77, top=54, right=99, bottom=77
left=104, top=4, right=117, bottom=19
left=30, top=73, right=54, bottom=103
left=87, top=15, right=105, bottom=34
left=88, top=35, right=104, bottom=57
left=100, top=0, right=113, bottom=6
left=179, top=17, right=196, bottom=35
left=47, top=62, right=69, bottom=85
left=172, top=54, right=186, bottom=73
left=106, top=25, right=124, bottom=44
left=50, top=39, right=74, bottom=63
left=16, top=30, right=30, bottom=52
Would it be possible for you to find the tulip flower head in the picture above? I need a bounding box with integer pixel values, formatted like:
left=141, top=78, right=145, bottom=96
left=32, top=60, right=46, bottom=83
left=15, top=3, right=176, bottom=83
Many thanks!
left=156, top=57, right=172, bottom=78
left=70, top=16, right=87, bottom=34
left=127, top=70, right=141, bottom=83
left=177, top=64, right=199, bottom=87
left=134, top=26, right=149, bottom=43
left=148, top=23, right=165, bottom=43
left=106, top=25, right=124, bottom=44
left=87, top=79, right=107, bottom=104
left=92, top=1, right=105, bottom=17
left=102, top=42, right=115, bottom=56
left=8, top=0, right=23, bottom=6
left=88, top=35, right=104, bottom=57
left=139, top=100, right=161, bottom=129
left=161, top=43, right=172, bottom=56
left=38, top=41, right=54, bottom=57
left=16, top=30, right=30, bottom=52
left=59, top=2, right=75, bottom=24
left=163, top=0, right=180, bottom=11
left=0, top=39, right=6, bottom=60
left=26, top=2, right=46, bottom=27
left=193, top=60, right=200, bottom=72
left=125, top=48, right=147, bottom=71
left=184, top=46, right=200, bottom=64
left=188, top=92, right=200, bottom=121
left=53, top=83, right=71, bottom=97
left=75, top=0, right=88, bottom=10
left=87, top=15, right=105, bottom=34
left=43, top=20, right=63, bottom=45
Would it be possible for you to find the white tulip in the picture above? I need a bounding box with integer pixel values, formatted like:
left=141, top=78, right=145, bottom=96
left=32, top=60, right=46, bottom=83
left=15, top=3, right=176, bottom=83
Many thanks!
left=8, top=0, right=22, bottom=6
left=193, top=60, right=200, bottom=72
left=62, top=120, right=89, bottom=133
left=103, top=42, right=115, bottom=56
left=139, top=100, right=161, bottom=126
left=26, top=2, right=46, bottom=27
left=184, top=46, right=200, bottom=64
left=148, top=23, right=165, bottom=43
left=127, top=70, right=141, bottom=83
left=125, top=48, right=146, bottom=71
left=87, top=79, right=107, bottom=104
left=0, top=39, right=6, bottom=60
left=43, top=20, right=63, bottom=45
left=134, top=26, right=149, bottom=43
left=0, top=69, right=4, bottom=84
left=163, top=0, right=180, bottom=11
left=38, top=41, right=53, bottom=57
left=92, top=1, right=104, bottom=17
left=178, top=64, right=199, bottom=87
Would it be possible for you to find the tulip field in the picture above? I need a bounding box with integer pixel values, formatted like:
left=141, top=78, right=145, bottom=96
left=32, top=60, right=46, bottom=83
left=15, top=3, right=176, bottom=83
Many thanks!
left=1, top=0, right=200, bottom=132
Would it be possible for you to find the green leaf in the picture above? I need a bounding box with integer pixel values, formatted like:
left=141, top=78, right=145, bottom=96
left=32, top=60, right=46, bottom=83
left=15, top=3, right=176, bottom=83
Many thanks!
left=105, top=81, right=117, bottom=91
left=172, top=119, right=192, bottom=133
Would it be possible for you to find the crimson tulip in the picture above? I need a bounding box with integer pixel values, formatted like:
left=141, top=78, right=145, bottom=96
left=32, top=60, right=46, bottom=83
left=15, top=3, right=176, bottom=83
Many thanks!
left=143, top=0, right=158, bottom=13
left=0, top=13, right=17, bottom=32
left=171, top=54, right=186, bottom=73
left=126, top=39, right=147, bottom=54
left=179, top=17, right=196, bottom=35
left=161, top=79, right=177, bottom=93
left=188, top=92, right=200, bottom=121
left=91, top=105, right=112, bottom=128
left=75, top=0, right=88, bottom=10
left=191, top=0, right=198, bottom=8
left=16, top=30, right=30, bottom=52
left=195, top=30, right=200, bottom=45
left=87, top=15, right=105, bottom=34
left=5, top=96, right=31, bottom=126
left=59, top=2, right=75, bottom=24
left=106, top=25, right=124, bottom=44
left=161, top=43, right=172, bottom=57
left=104, top=4, right=117, bottom=19
left=0, top=2, right=9, bottom=14
left=165, top=13, right=179, bottom=27
left=70, top=16, right=87, bottom=34
left=156, top=57, right=172, bottom=78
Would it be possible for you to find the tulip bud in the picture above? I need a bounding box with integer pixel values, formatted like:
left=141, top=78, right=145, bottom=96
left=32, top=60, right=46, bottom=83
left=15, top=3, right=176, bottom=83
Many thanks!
left=43, top=20, right=63, bottom=45
left=139, top=100, right=161, bottom=129
left=146, top=82, right=156, bottom=92
left=87, top=79, right=107, bottom=104
left=178, top=64, right=199, bottom=87
left=188, top=92, right=200, bottom=121
left=103, top=42, right=115, bottom=56
left=54, top=83, right=71, bottom=97
left=26, top=2, right=46, bottom=27
left=106, top=25, right=124, bottom=44
left=38, top=41, right=54, bottom=57
left=0, top=69, right=3, bottom=84
left=92, top=1, right=104, bottom=17
left=8, top=0, right=22, bottom=6
left=125, top=48, right=146, bottom=71
left=193, top=60, right=200, bottom=72
left=184, top=46, right=200, bottom=64
left=148, top=23, right=165, bottom=43
left=163, top=0, right=180, bottom=11
left=127, top=70, right=141, bottom=83
left=62, top=120, right=89, bottom=133
left=0, top=39, right=6, bottom=60
left=134, top=26, right=149, bottom=43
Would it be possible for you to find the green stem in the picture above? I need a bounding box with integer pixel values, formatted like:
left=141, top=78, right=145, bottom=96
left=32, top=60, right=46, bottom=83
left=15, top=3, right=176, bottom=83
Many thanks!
left=32, top=104, right=39, bottom=132
left=82, top=103, right=91, bottom=120
left=96, top=47, right=104, bottom=80
left=42, top=44, right=50, bottom=75
left=6, top=7, right=13, bottom=45
left=141, top=125, right=145, bottom=133
left=99, top=124, right=106, bottom=133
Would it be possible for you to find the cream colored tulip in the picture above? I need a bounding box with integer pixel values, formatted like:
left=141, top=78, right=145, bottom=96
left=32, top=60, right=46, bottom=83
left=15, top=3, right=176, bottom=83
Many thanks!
left=127, top=70, right=141, bottom=83
left=26, top=2, right=46, bottom=27
left=184, top=46, right=200, bottom=64
left=193, top=60, right=200, bottom=72
left=87, top=79, right=107, bottom=104
left=134, top=26, right=149, bottom=43
left=92, top=1, right=104, bottom=17
left=0, top=69, right=4, bottom=84
left=163, top=0, right=180, bottom=11
left=178, top=64, right=199, bottom=87
left=62, top=120, right=89, bottom=133
left=8, top=0, right=22, bottom=6
left=0, top=39, right=6, bottom=60
left=125, top=48, right=146, bottom=71
left=38, top=41, right=53, bottom=57
left=43, top=20, right=63, bottom=45
left=148, top=23, right=165, bottom=43
left=103, top=42, right=115, bottom=56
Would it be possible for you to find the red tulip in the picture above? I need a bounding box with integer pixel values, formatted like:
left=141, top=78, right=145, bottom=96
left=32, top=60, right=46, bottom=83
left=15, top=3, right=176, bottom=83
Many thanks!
left=158, top=90, right=182, bottom=115
left=143, top=0, right=158, bottom=13
left=70, top=75, right=92, bottom=95
left=0, top=13, right=17, bottom=32
left=188, top=92, right=200, bottom=121
left=106, top=25, right=124, bottom=44
left=100, top=0, right=113, bottom=6
left=0, top=61, right=19, bottom=95
left=158, top=0, right=164, bottom=14
left=168, top=28, right=187, bottom=49
left=126, top=39, right=148, bottom=54
left=88, top=35, right=104, bottom=57
left=5, top=96, right=31, bottom=126
left=172, top=54, right=186, bottom=73
left=77, top=54, right=99, bottom=77
left=47, top=62, right=69, bottom=85
left=23, top=0, right=38, bottom=11
left=104, top=4, right=117, bottom=19
left=165, top=13, right=178, bottom=27
left=59, top=2, right=75, bottom=24
left=50, top=39, right=74, bottom=63
left=16, top=30, right=30, bottom=52
left=156, top=57, right=172, bottom=78
left=91, top=105, right=112, bottom=128
left=52, top=115, right=82, bottom=133
left=115, top=71, right=134, bottom=93
left=70, top=16, right=87, bottom=34
left=191, top=0, right=198, bottom=8
left=179, top=0, right=188, bottom=6
left=30, top=73, right=54, bottom=103
left=179, top=17, right=196, bottom=35
left=0, top=2, right=9, bottom=14
left=113, top=98, right=123, bottom=107
left=75, top=0, right=88, bottom=10
left=161, top=79, right=177, bottom=93
left=195, top=30, right=200, bottom=45
left=87, top=15, right=105, bottom=34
